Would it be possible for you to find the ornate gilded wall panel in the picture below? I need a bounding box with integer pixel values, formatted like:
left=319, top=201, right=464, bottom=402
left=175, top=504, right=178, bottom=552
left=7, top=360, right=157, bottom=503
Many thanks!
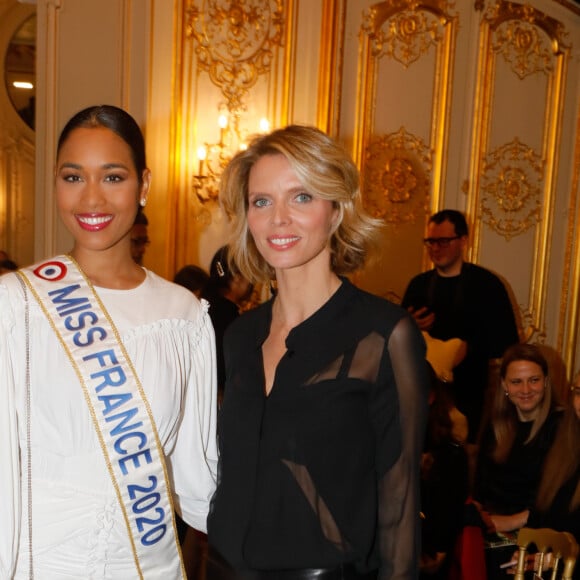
left=169, top=0, right=291, bottom=270
left=351, top=0, right=458, bottom=299
left=467, top=0, right=570, bottom=346
left=0, top=0, right=35, bottom=266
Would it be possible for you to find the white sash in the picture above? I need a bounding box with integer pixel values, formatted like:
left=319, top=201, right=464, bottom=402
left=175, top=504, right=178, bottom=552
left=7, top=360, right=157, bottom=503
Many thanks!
left=17, top=255, right=185, bottom=579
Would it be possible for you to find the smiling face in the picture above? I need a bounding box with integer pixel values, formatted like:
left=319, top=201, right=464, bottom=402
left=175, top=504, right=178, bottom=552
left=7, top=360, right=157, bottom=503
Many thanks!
left=502, top=359, right=547, bottom=421
left=55, top=126, right=150, bottom=257
left=246, top=153, right=339, bottom=277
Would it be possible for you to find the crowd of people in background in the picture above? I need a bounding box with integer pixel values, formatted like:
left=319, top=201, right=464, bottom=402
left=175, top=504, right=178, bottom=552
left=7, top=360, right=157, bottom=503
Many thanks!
left=1, top=107, right=579, bottom=580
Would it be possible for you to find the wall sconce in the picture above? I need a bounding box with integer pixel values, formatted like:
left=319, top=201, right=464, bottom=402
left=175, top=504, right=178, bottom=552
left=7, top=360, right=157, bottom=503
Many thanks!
left=192, top=107, right=270, bottom=206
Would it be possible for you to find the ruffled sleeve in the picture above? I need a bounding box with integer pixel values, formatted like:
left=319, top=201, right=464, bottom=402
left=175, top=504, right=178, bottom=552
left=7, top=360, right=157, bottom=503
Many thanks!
left=377, top=315, right=429, bottom=579
left=0, top=280, right=22, bottom=579
left=167, top=300, right=218, bottom=532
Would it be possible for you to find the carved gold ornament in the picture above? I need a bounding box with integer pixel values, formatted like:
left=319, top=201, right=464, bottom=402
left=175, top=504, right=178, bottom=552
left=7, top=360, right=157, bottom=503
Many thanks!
left=480, top=138, right=543, bottom=240
left=362, top=1, right=448, bottom=68
left=186, top=0, right=284, bottom=110
left=486, top=1, right=569, bottom=79
left=493, top=21, right=553, bottom=79
left=363, top=127, right=431, bottom=224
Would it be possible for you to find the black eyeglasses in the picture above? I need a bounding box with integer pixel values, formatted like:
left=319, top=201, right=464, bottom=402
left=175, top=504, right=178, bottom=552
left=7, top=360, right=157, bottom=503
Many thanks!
left=423, top=236, right=461, bottom=248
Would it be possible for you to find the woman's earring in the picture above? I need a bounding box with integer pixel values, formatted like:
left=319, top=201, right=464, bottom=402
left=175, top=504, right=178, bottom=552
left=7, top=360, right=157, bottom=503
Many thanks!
left=505, top=391, right=509, bottom=397
left=140, top=198, right=147, bottom=208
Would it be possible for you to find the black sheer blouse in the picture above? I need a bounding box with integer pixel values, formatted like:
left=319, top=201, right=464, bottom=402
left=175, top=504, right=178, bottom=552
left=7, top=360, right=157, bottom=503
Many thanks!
left=207, top=279, right=429, bottom=578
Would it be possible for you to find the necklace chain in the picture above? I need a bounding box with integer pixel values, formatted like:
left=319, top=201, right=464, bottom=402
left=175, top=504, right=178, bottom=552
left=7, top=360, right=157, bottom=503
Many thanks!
left=16, top=274, right=34, bottom=579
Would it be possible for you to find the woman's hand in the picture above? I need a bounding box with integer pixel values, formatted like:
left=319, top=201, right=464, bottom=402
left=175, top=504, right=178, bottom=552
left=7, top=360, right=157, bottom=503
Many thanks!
left=504, top=551, right=553, bottom=575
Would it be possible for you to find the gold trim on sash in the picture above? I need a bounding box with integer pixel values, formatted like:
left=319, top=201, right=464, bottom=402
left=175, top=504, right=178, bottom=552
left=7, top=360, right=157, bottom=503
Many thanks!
left=17, top=255, right=185, bottom=579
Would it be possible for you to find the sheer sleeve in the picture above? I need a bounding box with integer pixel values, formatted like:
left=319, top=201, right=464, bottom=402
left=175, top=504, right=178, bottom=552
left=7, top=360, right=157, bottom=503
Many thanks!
left=378, top=315, right=428, bottom=579
left=0, top=283, right=21, bottom=579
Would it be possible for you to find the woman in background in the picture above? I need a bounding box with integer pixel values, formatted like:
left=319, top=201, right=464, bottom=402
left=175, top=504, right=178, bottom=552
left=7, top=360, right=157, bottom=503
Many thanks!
left=204, top=245, right=253, bottom=396
left=491, top=373, right=580, bottom=540
left=473, top=343, right=562, bottom=578
left=0, top=105, right=217, bottom=579
left=207, top=124, right=429, bottom=579
left=474, top=343, right=561, bottom=520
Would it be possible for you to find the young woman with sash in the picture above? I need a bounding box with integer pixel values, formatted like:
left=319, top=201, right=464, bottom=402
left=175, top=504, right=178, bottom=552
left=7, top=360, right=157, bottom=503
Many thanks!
left=0, top=105, right=218, bottom=579
left=206, top=125, right=429, bottom=579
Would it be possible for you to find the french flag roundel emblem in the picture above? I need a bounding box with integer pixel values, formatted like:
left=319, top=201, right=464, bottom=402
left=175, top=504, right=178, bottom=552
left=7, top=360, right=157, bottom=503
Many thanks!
left=33, top=261, right=67, bottom=281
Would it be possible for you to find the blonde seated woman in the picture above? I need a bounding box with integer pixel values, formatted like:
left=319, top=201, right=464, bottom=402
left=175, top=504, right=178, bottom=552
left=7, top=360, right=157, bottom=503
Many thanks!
left=473, top=344, right=562, bottom=520
left=492, top=373, right=580, bottom=577
left=472, top=343, right=563, bottom=578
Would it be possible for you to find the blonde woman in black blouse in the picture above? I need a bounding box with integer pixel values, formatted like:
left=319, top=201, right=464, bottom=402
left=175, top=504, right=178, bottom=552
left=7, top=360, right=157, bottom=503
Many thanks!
left=206, top=125, right=429, bottom=579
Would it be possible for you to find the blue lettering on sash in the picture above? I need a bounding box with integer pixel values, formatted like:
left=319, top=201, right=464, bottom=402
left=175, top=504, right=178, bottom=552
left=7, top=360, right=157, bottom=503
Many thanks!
left=49, top=285, right=106, bottom=346
left=84, top=349, right=126, bottom=390
left=42, top=271, right=167, bottom=547
left=115, top=431, right=147, bottom=453
left=64, top=311, right=98, bottom=331
left=49, top=284, right=93, bottom=317
left=74, top=326, right=107, bottom=347
left=106, top=407, right=143, bottom=436
left=90, top=366, right=127, bottom=391
left=98, top=392, right=133, bottom=415
left=48, top=284, right=84, bottom=310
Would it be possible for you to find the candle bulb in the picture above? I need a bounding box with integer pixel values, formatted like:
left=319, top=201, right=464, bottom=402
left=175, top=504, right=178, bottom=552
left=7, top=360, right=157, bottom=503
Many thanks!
left=197, top=146, right=207, bottom=176
left=259, top=118, right=270, bottom=133
left=218, top=114, right=228, bottom=145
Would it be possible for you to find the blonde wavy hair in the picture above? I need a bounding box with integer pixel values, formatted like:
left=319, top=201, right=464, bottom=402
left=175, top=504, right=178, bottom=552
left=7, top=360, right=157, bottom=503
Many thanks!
left=219, top=125, right=382, bottom=283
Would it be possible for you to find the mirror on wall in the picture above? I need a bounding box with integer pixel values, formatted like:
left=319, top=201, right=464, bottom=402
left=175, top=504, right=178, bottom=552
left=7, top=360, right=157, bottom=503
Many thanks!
left=4, top=13, right=36, bottom=130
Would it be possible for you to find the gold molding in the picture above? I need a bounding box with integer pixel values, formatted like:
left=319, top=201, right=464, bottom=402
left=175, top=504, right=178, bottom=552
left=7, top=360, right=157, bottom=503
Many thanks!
left=280, top=0, right=296, bottom=127
left=553, top=0, right=580, bottom=17
left=316, top=0, right=345, bottom=135
left=467, top=0, right=570, bottom=355
left=362, top=0, right=447, bottom=68
left=480, top=138, right=543, bottom=240
left=562, top=102, right=580, bottom=377
left=486, top=1, right=569, bottom=79
left=185, top=0, right=284, bottom=111
left=362, top=127, right=431, bottom=225
left=355, top=0, right=457, bottom=211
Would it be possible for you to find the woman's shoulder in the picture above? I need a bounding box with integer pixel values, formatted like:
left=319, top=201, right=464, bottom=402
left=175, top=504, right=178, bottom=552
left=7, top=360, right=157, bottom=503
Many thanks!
left=345, top=279, right=407, bottom=316
left=0, top=271, right=25, bottom=310
left=138, top=269, right=206, bottom=318
left=346, top=283, right=414, bottom=341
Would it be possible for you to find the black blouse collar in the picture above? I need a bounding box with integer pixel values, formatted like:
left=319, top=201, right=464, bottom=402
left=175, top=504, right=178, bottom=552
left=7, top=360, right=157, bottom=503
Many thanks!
left=253, top=277, right=355, bottom=349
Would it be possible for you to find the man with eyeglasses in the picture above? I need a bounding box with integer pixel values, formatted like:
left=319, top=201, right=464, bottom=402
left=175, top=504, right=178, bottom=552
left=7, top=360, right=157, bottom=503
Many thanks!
left=402, top=209, right=519, bottom=443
